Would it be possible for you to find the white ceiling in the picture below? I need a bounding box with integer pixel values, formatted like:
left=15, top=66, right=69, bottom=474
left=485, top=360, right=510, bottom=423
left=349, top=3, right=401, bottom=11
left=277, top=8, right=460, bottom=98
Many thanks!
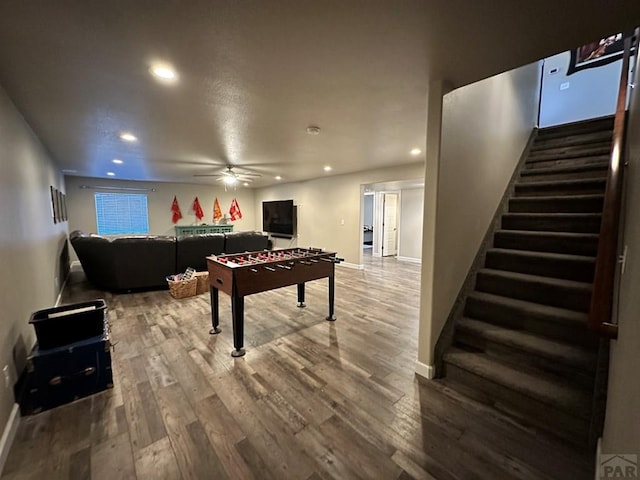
left=0, top=1, right=638, bottom=188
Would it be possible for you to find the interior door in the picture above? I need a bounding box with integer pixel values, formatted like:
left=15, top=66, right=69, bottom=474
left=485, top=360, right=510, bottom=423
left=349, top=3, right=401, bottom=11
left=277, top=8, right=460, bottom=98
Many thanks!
left=382, top=193, right=398, bottom=257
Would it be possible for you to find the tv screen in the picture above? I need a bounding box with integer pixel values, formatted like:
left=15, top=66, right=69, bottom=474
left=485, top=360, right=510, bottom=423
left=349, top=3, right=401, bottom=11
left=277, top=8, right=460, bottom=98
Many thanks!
left=262, top=200, right=296, bottom=237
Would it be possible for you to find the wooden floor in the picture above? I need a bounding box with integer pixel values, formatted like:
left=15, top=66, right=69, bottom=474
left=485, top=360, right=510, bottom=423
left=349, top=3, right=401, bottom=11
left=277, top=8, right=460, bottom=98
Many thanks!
left=1, top=252, right=593, bottom=480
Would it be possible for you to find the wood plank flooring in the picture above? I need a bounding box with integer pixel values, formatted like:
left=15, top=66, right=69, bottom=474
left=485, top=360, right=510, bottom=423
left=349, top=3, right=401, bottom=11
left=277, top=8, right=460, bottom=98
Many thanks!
left=1, top=252, right=593, bottom=479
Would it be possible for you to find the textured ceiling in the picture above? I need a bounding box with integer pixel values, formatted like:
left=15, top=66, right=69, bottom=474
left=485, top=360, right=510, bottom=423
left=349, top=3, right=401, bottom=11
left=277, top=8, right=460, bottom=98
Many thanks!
left=0, top=1, right=639, bottom=188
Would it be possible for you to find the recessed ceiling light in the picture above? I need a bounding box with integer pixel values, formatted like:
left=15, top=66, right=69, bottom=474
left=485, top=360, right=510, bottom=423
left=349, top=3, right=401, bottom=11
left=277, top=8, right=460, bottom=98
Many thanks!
left=150, top=64, right=178, bottom=82
left=112, top=159, right=123, bottom=164
left=306, top=126, right=321, bottom=135
left=243, top=182, right=250, bottom=187
left=106, top=172, right=115, bottom=176
left=323, top=166, right=332, bottom=172
left=410, top=148, right=422, bottom=156
left=223, top=176, right=237, bottom=185
left=120, top=132, right=137, bottom=142
left=275, top=175, right=282, bottom=180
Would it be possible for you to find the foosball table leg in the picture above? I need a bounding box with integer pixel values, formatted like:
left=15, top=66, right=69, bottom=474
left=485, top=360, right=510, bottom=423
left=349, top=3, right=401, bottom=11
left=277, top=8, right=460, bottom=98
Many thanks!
left=209, top=287, right=221, bottom=334
left=297, top=283, right=306, bottom=308
left=231, top=294, right=246, bottom=357
left=326, top=274, right=336, bottom=321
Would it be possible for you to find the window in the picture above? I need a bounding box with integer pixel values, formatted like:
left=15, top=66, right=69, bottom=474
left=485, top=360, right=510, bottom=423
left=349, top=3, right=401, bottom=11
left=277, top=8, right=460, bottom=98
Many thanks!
left=95, top=193, right=149, bottom=235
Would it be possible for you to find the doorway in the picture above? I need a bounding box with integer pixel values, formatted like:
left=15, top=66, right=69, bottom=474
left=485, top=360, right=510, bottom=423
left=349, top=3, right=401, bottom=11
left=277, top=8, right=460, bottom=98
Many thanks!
left=381, top=193, right=399, bottom=257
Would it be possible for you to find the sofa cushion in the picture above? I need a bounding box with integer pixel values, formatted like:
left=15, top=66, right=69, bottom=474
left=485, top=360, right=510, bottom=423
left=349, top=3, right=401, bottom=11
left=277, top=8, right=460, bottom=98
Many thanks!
left=111, top=236, right=177, bottom=290
left=223, top=231, right=269, bottom=254
left=176, top=233, right=225, bottom=272
left=69, top=231, right=118, bottom=290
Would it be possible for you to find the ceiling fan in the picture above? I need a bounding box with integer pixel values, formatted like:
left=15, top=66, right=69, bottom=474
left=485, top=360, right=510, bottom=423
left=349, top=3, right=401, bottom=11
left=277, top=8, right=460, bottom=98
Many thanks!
left=193, top=165, right=261, bottom=185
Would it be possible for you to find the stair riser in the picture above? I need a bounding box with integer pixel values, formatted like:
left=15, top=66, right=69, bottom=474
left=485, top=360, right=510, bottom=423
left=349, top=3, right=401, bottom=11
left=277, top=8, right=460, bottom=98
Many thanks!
left=502, top=215, right=601, bottom=233
left=527, top=145, right=611, bottom=162
left=519, top=169, right=607, bottom=183
left=476, top=272, right=591, bottom=312
left=453, top=331, right=596, bottom=389
left=514, top=182, right=606, bottom=197
left=509, top=196, right=604, bottom=213
left=464, top=296, right=593, bottom=347
left=442, top=365, right=590, bottom=446
left=493, top=232, right=598, bottom=256
left=536, top=119, right=613, bottom=140
left=524, top=156, right=610, bottom=170
left=485, top=251, right=595, bottom=282
left=531, top=132, right=613, bottom=151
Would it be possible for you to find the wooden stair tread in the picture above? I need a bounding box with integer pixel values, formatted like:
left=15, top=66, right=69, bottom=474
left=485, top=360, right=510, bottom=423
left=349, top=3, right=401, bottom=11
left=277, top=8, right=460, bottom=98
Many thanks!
left=443, top=348, right=593, bottom=418
left=456, top=318, right=597, bottom=371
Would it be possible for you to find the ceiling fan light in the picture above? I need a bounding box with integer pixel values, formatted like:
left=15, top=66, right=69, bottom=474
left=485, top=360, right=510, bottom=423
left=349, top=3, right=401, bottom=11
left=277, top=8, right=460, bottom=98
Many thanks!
left=223, top=176, right=237, bottom=185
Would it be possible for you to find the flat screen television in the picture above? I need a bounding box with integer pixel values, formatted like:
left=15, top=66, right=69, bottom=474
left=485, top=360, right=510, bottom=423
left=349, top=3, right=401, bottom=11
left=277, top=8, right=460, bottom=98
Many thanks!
left=262, top=199, right=296, bottom=237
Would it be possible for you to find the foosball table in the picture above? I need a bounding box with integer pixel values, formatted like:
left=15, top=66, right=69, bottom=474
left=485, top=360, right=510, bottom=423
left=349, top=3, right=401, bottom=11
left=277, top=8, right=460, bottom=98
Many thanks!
left=206, top=247, right=343, bottom=357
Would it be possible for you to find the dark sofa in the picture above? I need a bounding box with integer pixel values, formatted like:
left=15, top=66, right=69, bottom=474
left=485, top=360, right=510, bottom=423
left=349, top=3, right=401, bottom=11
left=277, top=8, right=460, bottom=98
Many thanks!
left=70, top=230, right=268, bottom=291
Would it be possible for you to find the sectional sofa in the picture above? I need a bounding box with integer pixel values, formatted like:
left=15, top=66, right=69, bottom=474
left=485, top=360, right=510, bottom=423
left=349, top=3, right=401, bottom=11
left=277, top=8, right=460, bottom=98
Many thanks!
left=69, top=230, right=268, bottom=291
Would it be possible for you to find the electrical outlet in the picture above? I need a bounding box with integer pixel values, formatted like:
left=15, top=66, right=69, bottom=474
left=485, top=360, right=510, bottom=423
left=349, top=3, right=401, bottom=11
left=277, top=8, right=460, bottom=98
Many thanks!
left=3, top=365, right=10, bottom=389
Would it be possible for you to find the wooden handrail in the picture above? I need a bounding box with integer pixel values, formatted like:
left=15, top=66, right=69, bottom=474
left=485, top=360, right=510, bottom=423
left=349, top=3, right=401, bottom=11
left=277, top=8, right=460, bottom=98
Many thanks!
left=588, top=31, right=636, bottom=339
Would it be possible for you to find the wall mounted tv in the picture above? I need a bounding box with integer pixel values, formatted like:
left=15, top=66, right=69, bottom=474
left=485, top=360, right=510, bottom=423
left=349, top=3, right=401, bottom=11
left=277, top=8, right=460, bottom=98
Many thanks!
left=262, top=199, right=296, bottom=237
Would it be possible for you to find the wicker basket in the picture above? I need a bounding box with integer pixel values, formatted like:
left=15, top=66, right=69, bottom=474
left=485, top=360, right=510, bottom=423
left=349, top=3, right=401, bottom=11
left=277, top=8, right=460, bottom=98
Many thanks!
left=166, top=275, right=197, bottom=299
left=194, top=271, right=210, bottom=295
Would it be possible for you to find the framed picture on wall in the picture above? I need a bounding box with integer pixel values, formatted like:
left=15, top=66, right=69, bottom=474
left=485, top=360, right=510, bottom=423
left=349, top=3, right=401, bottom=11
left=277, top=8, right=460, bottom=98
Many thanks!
left=56, top=190, right=63, bottom=222
left=50, top=186, right=57, bottom=223
left=567, top=33, right=626, bottom=75
left=61, top=193, right=67, bottom=221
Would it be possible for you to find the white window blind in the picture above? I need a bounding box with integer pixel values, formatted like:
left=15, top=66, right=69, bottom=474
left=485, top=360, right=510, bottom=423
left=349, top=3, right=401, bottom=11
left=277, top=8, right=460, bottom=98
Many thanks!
left=95, top=193, right=149, bottom=235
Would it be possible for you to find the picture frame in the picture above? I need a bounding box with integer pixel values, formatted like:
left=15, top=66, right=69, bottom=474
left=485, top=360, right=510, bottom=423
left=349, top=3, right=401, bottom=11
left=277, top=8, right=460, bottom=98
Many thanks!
left=567, top=33, right=628, bottom=75
left=57, top=189, right=63, bottom=223
left=61, top=193, right=67, bottom=221
left=50, top=186, right=57, bottom=223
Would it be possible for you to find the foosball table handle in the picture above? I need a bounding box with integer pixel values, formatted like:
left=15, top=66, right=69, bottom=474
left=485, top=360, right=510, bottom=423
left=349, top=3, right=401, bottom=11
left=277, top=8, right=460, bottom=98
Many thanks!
left=277, top=264, right=292, bottom=270
left=264, top=266, right=276, bottom=272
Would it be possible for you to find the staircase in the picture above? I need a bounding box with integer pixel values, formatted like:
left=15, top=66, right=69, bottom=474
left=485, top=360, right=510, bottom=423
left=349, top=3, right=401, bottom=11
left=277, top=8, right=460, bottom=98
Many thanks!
left=441, top=116, right=613, bottom=447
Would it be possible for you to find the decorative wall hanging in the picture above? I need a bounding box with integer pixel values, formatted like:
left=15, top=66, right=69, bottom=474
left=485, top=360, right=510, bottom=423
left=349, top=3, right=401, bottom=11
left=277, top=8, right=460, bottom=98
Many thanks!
left=229, top=197, right=242, bottom=221
left=567, top=33, right=632, bottom=75
left=171, top=196, right=183, bottom=224
left=192, top=196, right=204, bottom=221
left=213, top=197, right=222, bottom=222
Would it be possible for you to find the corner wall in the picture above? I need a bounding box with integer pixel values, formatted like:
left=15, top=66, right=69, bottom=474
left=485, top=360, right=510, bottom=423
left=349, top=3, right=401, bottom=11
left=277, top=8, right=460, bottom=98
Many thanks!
left=254, top=163, right=425, bottom=266
left=418, top=62, right=541, bottom=368
left=0, top=84, right=67, bottom=456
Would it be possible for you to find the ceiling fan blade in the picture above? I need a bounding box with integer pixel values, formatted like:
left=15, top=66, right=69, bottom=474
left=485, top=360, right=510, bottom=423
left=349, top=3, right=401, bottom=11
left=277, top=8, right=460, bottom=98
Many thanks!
left=193, top=173, right=225, bottom=177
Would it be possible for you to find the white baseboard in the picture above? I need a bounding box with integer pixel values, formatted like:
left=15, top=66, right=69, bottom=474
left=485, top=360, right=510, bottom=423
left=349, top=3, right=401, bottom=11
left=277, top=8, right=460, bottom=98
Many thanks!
left=0, top=404, right=20, bottom=476
left=415, top=361, right=435, bottom=379
left=337, top=262, right=364, bottom=270
left=397, top=256, right=421, bottom=264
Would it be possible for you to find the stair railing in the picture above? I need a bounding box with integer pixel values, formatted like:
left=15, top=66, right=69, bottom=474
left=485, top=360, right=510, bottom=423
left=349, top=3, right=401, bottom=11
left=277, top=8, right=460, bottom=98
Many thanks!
left=588, top=30, right=637, bottom=339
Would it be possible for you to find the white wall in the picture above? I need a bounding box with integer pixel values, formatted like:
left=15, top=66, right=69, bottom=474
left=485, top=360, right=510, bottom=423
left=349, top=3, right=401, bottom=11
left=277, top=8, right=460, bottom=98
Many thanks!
left=65, top=176, right=256, bottom=253
left=601, top=51, right=640, bottom=458
left=398, top=187, right=424, bottom=261
left=539, top=51, right=621, bottom=127
left=418, top=62, right=541, bottom=368
left=254, top=163, right=425, bottom=267
left=0, top=84, right=67, bottom=449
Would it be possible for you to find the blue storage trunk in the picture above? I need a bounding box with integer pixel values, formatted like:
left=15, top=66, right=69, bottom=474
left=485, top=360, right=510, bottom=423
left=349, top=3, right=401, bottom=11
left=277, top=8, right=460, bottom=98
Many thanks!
left=19, top=333, right=113, bottom=415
